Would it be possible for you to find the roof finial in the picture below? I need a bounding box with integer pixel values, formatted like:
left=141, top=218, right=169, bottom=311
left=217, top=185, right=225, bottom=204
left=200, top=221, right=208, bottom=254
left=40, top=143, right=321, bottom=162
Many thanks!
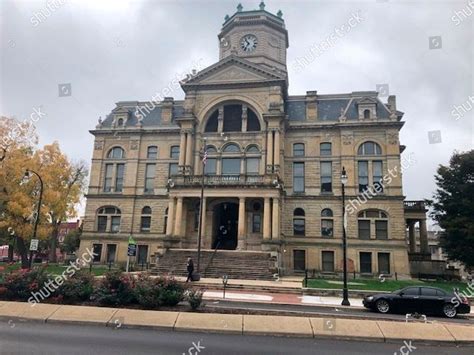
left=259, top=1, right=265, bottom=10
left=277, top=9, right=283, bottom=18
left=224, top=14, right=229, bottom=21
left=237, top=3, right=243, bottom=12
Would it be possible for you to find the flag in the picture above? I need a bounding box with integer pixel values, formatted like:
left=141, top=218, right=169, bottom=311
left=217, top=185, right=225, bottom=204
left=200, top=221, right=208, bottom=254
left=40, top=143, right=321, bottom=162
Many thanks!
left=202, top=149, right=208, bottom=165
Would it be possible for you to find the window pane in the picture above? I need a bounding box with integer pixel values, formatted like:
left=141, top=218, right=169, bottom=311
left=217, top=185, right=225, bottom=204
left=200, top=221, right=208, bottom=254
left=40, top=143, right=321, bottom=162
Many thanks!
left=321, top=208, right=333, bottom=217
left=111, top=216, right=121, bottom=233
left=293, top=218, right=305, bottom=236
left=223, top=104, right=242, bottom=132
left=320, top=143, right=332, bottom=156
left=358, top=220, right=371, bottom=239
left=360, top=252, right=372, bottom=273
left=321, top=219, right=333, bottom=238
left=321, top=162, right=332, bottom=192
left=144, top=164, right=155, bottom=193
left=169, top=163, right=178, bottom=177
left=141, top=216, right=151, bottom=231
left=375, top=220, right=388, bottom=239
left=170, top=146, right=180, bottom=159
left=293, top=250, right=306, bottom=271
left=421, top=288, right=437, bottom=296
left=246, top=158, right=259, bottom=175
left=373, top=161, right=383, bottom=193
left=378, top=253, right=390, bottom=274
left=322, top=251, right=334, bottom=272
left=222, top=158, right=240, bottom=175
left=252, top=214, right=261, bottom=233
left=293, top=162, right=305, bottom=192
left=147, top=146, right=157, bottom=159
left=115, top=164, right=125, bottom=192
left=223, top=143, right=240, bottom=153
left=92, top=244, right=102, bottom=262
left=104, top=164, right=113, bottom=192
left=293, top=143, right=304, bottom=156
left=97, top=216, right=107, bottom=232
left=358, top=161, right=368, bottom=192
left=204, top=158, right=217, bottom=175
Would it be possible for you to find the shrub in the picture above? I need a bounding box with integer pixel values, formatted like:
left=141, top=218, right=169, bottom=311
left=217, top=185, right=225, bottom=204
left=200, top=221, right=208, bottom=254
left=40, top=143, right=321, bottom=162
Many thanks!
left=3, top=267, right=50, bottom=301
left=186, top=288, right=204, bottom=311
left=134, top=275, right=186, bottom=309
left=57, top=271, right=94, bottom=303
left=92, top=270, right=135, bottom=306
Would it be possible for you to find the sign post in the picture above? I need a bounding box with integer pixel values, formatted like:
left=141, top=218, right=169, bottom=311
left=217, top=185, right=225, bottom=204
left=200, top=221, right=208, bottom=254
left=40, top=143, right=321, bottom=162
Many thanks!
left=126, top=235, right=137, bottom=273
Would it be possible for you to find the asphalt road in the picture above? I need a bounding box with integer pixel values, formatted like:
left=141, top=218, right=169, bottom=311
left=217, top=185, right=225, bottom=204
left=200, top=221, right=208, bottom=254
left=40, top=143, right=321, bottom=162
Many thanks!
left=206, top=299, right=474, bottom=324
left=0, top=321, right=470, bottom=355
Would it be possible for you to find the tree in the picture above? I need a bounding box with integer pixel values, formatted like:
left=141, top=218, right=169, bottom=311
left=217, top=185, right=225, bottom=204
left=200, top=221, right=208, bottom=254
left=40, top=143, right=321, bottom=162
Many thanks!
left=60, top=229, right=82, bottom=254
left=427, top=150, right=474, bottom=269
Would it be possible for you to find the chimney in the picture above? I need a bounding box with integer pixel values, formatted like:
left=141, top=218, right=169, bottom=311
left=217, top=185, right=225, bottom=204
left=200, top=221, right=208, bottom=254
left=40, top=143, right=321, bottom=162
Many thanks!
left=161, top=97, right=174, bottom=124
left=388, top=95, right=396, bottom=112
left=306, top=91, right=318, bottom=121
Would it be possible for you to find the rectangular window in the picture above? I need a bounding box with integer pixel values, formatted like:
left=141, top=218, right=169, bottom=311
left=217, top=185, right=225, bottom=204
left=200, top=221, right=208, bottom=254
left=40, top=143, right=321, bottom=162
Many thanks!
left=104, top=164, right=113, bottom=192
left=358, top=220, right=371, bottom=239
left=293, top=250, right=306, bottom=271
left=106, top=244, right=116, bottom=263
left=170, top=146, right=180, bottom=159
left=137, top=245, right=149, bottom=266
left=322, top=251, right=335, bottom=272
left=375, top=220, right=388, bottom=239
left=92, top=244, right=102, bottom=263
left=169, top=163, right=178, bottom=177
left=360, top=252, right=372, bottom=274
left=222, top=158, right=240, bottom=175
left=115, top=164, right=125, bottom=192
left=97, top=216, right=108, bottom=232
left=293, top=162, right=305, bottom=193
left=111, top=216, right=121, bottom=233
left=373, top=161, right=383, bottom=193
left=320, top=161, right=332, bottom=192
left=144, top=164, right=156, bottom=193
left=378, top=253, right=390, bottom=274
left=320, top=142, right=332, bottom=156
left=358, top=161, right=369, bottom=192
left=246, top=158, right=259, bottom=175
left=321, top=219, right=333, bottom=238
left=252, top=214, right=261, bottom=233
left=141, top=216, right=151, bottom=232
left=204, top=158, right=217, bottom=175
left=293, top=143, right=305, bottom=157
left=293, top=218, right=305, bottom=236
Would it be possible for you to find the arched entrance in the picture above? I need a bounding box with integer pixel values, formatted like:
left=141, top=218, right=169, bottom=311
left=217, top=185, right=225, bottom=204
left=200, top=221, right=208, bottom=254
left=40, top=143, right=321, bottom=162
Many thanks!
left=212, top=202, right=238, bottom=250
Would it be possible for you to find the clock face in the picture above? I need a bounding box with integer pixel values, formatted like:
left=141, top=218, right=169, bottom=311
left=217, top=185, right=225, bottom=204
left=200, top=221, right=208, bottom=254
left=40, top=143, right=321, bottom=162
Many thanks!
left=240, top=34, right=258, bottom=52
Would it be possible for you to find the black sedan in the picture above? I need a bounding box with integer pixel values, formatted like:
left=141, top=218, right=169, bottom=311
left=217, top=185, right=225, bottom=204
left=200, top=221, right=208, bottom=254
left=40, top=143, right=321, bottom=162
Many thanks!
left=363, top=286, right=471, bottom=318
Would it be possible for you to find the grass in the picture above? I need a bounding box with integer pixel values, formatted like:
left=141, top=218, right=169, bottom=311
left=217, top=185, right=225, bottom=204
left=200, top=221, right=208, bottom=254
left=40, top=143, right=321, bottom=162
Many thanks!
left=305, top=278, right=469, bottom=293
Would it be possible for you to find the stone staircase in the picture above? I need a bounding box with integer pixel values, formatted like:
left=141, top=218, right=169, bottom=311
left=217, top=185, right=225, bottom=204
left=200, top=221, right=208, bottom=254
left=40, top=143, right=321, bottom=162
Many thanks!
left=151, top=249, right=276, bottom=281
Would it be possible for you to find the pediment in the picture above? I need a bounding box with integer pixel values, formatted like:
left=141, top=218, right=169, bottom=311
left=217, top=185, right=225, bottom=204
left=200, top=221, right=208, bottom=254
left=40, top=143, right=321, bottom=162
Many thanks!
left=356, top=97, right=378, bottom=105
left=201, top=65, right=269, bottom=84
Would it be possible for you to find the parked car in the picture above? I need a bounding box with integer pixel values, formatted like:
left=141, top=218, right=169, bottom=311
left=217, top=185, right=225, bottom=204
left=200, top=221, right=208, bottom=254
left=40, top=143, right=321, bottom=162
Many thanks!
left=363, top=286, right=471, bottom=318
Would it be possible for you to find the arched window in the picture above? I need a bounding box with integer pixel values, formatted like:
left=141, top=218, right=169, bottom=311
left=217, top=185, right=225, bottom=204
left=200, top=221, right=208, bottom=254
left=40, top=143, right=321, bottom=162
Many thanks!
left=222, top=143, right=241, bottom=175
left=293, top=208, right=305, bottom=236
left=358, top=210, right=388, bottom=240
left=204, top=104, right=261, bottom=133
left=246, top=145, right=260, bottom=153
left=108, top=147, right=125, bottom=159
left=117, top=118, right=124, bottom=126
left=293, top=143, right=305, bottom=157
left=247, top=109, right=261, bottom=131
left=321, top=208, right=333, bottom=238
left=97, top=207, right=121, bottom=233
left=357, top=141, right=382, bottom=155
left=147, top=146, right=158, bottom=159
left=141, top=206, right=152, bottom=232
left=223, top=143, right=240, bottom=153
left=363, top=109, right=371, bottom=119
left=205, top=110, right=218, bottom=132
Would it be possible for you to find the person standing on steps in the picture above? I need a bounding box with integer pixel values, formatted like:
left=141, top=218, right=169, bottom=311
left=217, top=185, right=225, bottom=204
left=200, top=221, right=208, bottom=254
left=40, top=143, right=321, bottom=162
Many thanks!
left=186, top=257, right=194, bottom=282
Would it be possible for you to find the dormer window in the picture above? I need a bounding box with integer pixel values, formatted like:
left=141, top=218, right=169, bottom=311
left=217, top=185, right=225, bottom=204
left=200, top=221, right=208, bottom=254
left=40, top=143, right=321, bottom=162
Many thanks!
left=357, top=97, right=377, bottom=120
left=363, top=109, right=371, bottom=119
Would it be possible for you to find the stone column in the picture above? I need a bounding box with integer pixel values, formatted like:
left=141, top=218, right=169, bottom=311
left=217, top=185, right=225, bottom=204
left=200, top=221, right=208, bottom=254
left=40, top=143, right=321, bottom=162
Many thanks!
left=178, top=131, right=186, bottom=170
left=174, top=197, right=183, bottom=237
left=166, top=198, right=175, bottom=236
left=266, top=130, right=273, bottom=173
left=238, top=197, right=246, bottom=249
left=419, top=219, right=429, bottom=254
left=408, top=221, right=416, bottom=253
left=241, top=105, right=248, bottom=132
left=185, top=132, right=193, bottom=172
left=273, top=130, right=280, bottom=169
left=217, top=106, right=224, bottom=133
left=263, top=197, right=271, bottom=240
left=272, top=197, right=280, bottom=240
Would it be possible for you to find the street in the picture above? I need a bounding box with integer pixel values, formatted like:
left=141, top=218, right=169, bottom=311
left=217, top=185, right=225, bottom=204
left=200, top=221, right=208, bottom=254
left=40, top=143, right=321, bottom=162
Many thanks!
left=0, top=321, right=470, bottom=355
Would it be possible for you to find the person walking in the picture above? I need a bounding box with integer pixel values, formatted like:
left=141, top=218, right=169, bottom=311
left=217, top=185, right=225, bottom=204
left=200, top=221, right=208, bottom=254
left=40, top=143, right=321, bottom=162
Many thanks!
left=186, top=257, right=194, bottom=282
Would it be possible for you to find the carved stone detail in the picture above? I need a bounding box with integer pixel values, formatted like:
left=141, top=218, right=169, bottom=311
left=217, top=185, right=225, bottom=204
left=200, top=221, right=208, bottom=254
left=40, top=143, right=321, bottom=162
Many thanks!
left=387, top=133, right=398, bottom=145
left=130, top=140, right=139, bottom=150
left=94, top=141, right=104, bottom=150
left=342, top=134, right=353, bottom=145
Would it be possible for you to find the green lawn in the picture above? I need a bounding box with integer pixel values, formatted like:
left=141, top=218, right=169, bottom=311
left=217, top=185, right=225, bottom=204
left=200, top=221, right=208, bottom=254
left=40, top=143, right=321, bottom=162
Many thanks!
left=305, top=278, right=469, bottom=293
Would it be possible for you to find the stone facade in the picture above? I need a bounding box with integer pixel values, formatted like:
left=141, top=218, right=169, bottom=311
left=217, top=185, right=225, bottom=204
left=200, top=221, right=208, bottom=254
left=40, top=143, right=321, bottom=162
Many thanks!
left=79, top=4, right=417, bottom=276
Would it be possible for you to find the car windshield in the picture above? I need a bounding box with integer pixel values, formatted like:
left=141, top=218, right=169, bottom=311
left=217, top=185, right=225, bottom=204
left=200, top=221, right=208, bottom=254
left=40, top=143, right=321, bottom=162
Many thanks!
left=393, top=288, right=403, bottom=294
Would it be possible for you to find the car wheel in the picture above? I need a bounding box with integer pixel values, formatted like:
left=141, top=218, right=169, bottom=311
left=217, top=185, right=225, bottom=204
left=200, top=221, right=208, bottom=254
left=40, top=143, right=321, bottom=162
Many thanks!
left=442, top=303, right=457, bottom=318
left=376, top=299, right=390, bottom=313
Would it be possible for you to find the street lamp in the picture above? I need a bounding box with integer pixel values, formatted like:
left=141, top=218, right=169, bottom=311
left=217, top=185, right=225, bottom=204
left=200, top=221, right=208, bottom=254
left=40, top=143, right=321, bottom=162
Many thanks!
left=341, top=166, right=350, bottom=306
left=24, top=169, right=44, bottom=269
left=195, top=137, right=208, bottom=279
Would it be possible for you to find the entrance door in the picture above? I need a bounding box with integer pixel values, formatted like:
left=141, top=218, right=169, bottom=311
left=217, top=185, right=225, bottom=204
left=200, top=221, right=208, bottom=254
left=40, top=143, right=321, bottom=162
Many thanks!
left=213, top=202, right=238, bottom=250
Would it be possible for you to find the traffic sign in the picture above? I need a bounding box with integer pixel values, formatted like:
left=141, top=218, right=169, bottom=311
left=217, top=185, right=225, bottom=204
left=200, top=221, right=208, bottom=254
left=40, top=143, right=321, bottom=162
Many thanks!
left=29, top=239, right=39, bottom=251
left=127, top=244, right=137, bottom=257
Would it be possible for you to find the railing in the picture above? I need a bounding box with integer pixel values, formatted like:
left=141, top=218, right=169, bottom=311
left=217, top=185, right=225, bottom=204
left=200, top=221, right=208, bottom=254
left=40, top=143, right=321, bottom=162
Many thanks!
left=404, top=200, right=426, bottom=211
left=176, top=175, right=266, bottom=187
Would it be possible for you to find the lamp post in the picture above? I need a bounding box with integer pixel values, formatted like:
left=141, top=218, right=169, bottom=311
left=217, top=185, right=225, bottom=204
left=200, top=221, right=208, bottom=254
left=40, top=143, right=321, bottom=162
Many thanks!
left=341, top=166, right=350, bottom=306
left=196, top=138, right=207, bottom=278
left=24, top=169, right=44, bottom=269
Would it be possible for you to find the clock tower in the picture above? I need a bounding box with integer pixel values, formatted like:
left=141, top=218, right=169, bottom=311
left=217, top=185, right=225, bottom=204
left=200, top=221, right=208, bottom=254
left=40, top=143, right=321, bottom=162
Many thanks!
left=218, top=2, right=289, bottom=75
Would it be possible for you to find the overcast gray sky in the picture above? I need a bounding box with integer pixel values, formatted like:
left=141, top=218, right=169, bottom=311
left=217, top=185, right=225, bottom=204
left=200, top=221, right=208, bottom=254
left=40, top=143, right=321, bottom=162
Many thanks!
left=1, top=0, right=473, bottom=220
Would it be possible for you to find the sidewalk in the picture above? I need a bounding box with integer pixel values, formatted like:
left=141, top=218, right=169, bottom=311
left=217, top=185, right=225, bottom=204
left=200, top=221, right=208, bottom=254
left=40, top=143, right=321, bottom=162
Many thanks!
left=0, top=301, right=472, bottom=345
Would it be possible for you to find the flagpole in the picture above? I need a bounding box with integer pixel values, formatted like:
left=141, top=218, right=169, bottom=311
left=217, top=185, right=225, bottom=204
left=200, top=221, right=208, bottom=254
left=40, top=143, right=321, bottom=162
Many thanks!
left=196, top=139, right=207, bottom=277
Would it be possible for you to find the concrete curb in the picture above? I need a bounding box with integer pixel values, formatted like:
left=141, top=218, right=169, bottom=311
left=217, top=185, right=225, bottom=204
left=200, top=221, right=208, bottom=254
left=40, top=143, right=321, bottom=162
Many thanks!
left=0, top=302, right=471, bottom=346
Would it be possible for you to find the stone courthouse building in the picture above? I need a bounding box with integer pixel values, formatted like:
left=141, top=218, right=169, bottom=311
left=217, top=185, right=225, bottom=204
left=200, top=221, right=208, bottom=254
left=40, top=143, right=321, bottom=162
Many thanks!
left=79, top=3, right=429, bottom=278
